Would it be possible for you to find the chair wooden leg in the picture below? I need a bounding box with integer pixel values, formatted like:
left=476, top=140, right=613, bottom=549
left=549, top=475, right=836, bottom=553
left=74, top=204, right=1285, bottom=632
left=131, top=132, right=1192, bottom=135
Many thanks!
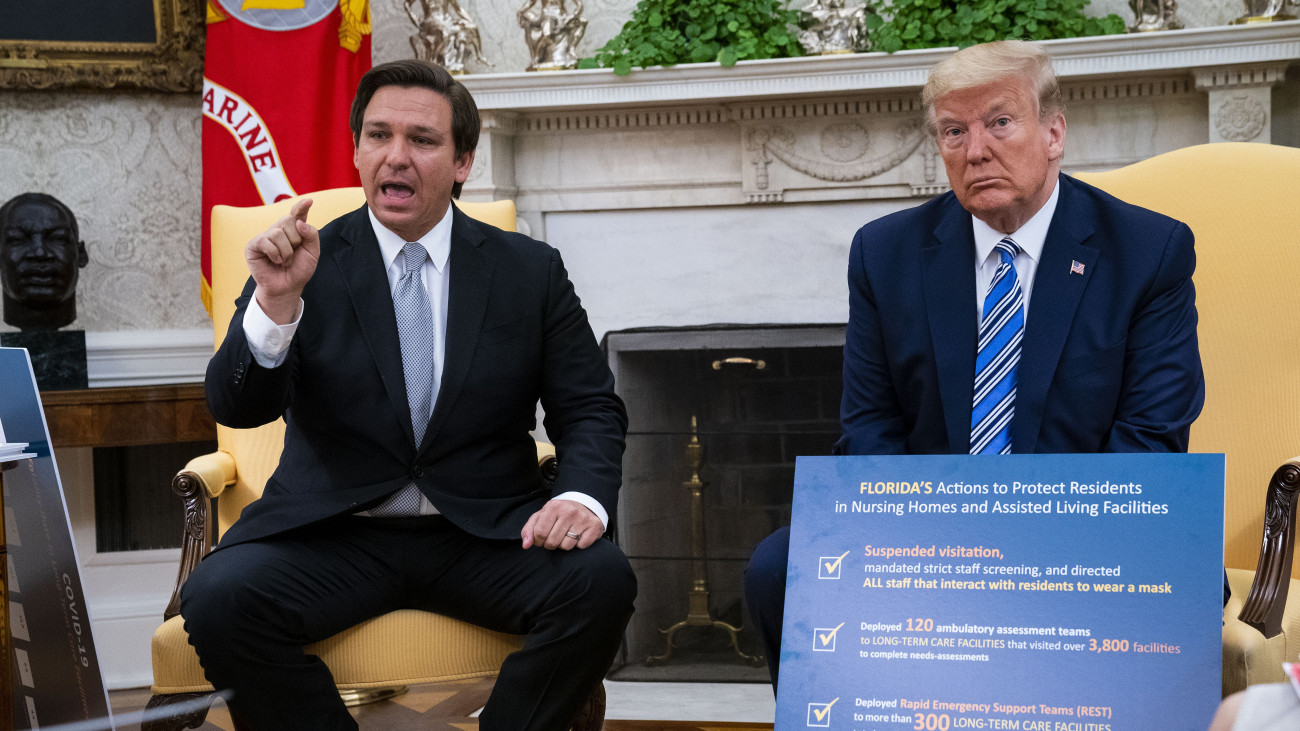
left=571, top=682, right=606, bottom=731
left=142, top=692, right=217, bottom=731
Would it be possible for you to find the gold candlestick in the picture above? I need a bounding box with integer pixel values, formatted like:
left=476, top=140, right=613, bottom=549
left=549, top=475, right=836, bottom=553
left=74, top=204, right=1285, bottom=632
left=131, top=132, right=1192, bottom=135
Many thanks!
left=647, top=416, right=762, bottom=667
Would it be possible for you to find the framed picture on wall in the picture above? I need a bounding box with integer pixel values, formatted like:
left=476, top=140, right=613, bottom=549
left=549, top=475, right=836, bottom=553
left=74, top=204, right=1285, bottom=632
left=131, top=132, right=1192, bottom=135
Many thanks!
left=0, top=0, right=203, bottom=92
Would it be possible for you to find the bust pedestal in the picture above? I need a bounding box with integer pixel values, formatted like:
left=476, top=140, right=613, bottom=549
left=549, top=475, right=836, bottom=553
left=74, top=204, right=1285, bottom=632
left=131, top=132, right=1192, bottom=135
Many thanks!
left=0, top=330, right=88, bottom=390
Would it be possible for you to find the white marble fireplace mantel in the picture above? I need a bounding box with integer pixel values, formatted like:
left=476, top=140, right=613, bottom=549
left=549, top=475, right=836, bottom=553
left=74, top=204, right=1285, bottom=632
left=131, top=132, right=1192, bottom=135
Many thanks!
left=459, top=22, right=1299, bottom=213
left=450, top=23, right=1297, bottom=340
left=462, top=22, right=1300, bottom=112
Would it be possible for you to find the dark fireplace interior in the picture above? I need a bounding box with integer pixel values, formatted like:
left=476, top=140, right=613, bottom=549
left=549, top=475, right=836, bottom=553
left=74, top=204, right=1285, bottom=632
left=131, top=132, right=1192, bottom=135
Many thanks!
left=605, top=325, right=843, bottom=681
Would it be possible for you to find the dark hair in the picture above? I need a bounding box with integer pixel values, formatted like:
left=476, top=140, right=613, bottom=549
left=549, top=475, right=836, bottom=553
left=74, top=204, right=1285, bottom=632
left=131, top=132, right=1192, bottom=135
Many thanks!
left=349, top=60, right=480, bottom=198
left=0, top=193, right=79, bottom=243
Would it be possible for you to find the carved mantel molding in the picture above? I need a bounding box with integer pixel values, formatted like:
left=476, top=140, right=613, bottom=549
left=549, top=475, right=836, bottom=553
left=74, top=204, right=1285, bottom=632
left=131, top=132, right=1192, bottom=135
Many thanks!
left=461, top=22, right=1300, bottom=111
left=1194, top=61, right=1292, bottom=142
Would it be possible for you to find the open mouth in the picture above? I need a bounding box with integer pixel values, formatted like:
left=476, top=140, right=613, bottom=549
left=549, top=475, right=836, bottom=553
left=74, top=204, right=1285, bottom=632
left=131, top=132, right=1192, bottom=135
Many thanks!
left=380, top=183, right=415, bottom=200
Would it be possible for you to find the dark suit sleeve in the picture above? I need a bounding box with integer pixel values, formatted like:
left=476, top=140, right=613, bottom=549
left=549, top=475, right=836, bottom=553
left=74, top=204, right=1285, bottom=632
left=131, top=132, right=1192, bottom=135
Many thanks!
left=205, top=276, right=298, bottom=429
left=537, top=249, right=628, bottom=517
left=834, top=228, right=909, bottom=456
left=1103, top=221, right=1204, bottom=452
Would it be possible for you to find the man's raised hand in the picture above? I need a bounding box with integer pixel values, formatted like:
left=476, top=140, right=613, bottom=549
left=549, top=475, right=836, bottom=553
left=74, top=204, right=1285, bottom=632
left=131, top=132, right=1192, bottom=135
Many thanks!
left=247, top=197, right=321, bottom=324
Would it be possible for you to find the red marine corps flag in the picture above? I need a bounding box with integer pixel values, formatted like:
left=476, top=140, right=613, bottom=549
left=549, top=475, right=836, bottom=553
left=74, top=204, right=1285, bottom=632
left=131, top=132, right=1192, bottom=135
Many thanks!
left=200, top=0, right=371, bottom=315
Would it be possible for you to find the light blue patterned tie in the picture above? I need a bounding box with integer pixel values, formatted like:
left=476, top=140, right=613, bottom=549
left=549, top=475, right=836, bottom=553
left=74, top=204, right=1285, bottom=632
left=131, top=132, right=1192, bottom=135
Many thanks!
left=368, top=242, right=435, bottom=517
left=970, top=237, right=1024, bottom=455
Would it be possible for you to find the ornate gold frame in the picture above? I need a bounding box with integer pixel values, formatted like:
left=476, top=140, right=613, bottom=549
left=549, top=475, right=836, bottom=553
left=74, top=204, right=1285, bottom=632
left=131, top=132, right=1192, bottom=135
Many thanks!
left=0, top=0, right=203, bottom=92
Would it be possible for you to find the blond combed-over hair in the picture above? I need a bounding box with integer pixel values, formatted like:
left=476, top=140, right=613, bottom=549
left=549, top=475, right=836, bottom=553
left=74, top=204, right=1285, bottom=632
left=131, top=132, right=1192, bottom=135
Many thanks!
left=921, top=40, right=1064, bottom=138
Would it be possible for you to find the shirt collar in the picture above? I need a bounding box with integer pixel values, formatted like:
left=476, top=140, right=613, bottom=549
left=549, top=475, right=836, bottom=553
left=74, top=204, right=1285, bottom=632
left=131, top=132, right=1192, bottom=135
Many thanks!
left=971, top=178, right=1060, bottom=267
left=367, top=204, right=454, bottom=274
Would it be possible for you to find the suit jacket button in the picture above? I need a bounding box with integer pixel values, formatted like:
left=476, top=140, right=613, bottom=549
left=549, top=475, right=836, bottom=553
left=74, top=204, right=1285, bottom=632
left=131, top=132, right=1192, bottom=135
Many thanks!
left=411, top=466, right=424, bottom=478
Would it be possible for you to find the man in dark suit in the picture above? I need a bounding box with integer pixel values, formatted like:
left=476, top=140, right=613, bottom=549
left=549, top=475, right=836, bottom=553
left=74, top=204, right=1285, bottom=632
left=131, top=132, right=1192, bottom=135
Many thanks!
left=181, top=60, right=635, bottom=730
left=744, top=40, right=1204, bottom=690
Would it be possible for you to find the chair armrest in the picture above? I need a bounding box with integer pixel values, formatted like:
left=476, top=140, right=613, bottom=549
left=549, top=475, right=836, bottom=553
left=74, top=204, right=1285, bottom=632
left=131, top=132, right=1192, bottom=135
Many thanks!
left=181, top=451, right=238, bottom=498
left=536, top=440, right=558, bottom=487
left=162, top=451, right=237, bottom=621
left=1238, top=456, right=1300, bottom=637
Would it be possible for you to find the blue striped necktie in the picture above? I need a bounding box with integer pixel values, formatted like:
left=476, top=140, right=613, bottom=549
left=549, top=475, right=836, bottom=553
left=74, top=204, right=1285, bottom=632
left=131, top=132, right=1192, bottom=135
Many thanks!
left=368, top=242, right=435, bottom=517
left=970, top=237, right=1024, bottom=455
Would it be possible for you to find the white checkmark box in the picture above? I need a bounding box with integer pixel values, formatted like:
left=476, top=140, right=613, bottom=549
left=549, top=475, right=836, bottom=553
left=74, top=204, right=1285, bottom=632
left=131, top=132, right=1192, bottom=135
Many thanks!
left=807, top=700, right=835, bottom=726
left=813, top=624, right=841, bottom=651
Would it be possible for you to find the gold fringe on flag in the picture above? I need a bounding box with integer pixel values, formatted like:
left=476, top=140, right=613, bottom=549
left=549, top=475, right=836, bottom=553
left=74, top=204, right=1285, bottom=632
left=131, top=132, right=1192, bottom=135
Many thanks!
left=339, top=0, right=372, bottom=53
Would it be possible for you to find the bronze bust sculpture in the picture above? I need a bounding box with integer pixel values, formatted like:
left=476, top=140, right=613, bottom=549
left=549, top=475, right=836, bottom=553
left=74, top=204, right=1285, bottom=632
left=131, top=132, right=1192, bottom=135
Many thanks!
left=1, top=193, right=89, bottom=331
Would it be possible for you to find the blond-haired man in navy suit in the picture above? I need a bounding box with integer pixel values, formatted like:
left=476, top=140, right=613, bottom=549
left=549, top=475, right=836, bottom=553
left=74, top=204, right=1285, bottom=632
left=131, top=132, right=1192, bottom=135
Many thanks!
left=745, top=39, right=1204, bottom=690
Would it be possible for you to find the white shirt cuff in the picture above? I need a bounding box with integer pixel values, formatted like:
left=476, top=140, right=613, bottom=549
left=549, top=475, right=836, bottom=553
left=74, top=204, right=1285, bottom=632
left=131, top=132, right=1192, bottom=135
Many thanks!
left=242, top=295, right=303, bottom=369
left=553, top=491, right=609, bottom=531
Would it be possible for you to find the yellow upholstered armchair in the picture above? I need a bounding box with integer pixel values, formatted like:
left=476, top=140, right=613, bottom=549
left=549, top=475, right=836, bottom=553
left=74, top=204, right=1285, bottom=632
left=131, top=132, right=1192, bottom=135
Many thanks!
left=145, top=189, right=603, bottom=729
left=1076, top=143, right=1300, bottom=696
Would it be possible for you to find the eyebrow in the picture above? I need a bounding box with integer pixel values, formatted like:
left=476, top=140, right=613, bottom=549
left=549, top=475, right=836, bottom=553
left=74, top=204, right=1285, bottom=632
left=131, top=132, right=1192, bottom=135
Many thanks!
left=983, top=100, right=1017, bottom=117
left=362, top=120, right=443, bottom=139
left=936, top=96, right=1020, bottom=124
left=6, top=230, right=68, bottom=242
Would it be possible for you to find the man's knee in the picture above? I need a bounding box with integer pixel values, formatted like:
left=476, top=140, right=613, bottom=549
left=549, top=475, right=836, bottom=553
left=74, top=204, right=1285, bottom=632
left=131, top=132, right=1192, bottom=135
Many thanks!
left=180, top=549, right=291, bottom=648
left=179, top=555, right=236, bottom=643
left=746, top=526, right=790, bottom=598
left=561, top=541, right=638, bottom=619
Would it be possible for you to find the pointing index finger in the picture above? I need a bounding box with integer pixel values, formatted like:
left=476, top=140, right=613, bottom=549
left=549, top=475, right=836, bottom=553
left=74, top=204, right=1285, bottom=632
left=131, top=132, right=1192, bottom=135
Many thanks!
left=290, top=197, right=314, bottom=224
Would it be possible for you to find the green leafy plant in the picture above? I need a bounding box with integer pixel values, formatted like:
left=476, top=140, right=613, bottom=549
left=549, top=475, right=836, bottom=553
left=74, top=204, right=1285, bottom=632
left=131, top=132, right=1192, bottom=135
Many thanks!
left=580, top=0, right=804, bottom=76
left=863, top=0, right=1125, bottom=53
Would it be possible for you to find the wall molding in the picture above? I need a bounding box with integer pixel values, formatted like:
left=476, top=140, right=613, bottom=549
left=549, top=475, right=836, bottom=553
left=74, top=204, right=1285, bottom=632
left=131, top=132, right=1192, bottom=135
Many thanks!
left=84, top=328, right=211, bottom=388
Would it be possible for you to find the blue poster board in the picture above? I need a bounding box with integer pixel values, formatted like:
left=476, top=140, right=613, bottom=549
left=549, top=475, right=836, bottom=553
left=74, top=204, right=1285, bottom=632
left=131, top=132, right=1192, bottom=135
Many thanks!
left=778, top=454, right=1224, bottom=731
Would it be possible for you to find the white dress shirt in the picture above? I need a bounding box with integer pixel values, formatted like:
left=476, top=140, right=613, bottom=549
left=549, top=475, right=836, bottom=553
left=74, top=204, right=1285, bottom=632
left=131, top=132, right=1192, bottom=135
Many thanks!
left=971, top=179, right=1060, bottom=323
left=239, top=205, right=608, bottom=528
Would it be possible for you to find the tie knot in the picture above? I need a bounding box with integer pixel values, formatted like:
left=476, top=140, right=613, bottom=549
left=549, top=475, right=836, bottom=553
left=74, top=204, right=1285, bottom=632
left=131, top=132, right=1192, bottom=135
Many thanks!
left=401, top=242, right=427, bottom=275
left=995, top=237, right=1022, bottom=264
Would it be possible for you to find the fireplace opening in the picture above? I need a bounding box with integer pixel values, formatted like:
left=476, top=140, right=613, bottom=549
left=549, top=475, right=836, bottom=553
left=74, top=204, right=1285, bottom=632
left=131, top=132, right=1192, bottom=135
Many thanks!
left=605, top=325, right=844, bottom=681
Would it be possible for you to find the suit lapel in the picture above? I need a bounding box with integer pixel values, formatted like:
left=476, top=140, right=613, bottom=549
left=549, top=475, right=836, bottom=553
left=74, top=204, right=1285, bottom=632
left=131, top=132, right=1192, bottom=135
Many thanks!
left=923, top=202, right=979, bottom=454
left=1012, top=175, right=1098, bottom=453
left=424, top=205, right=494, bottom=449
left=332, top=207, right=418, bottom=446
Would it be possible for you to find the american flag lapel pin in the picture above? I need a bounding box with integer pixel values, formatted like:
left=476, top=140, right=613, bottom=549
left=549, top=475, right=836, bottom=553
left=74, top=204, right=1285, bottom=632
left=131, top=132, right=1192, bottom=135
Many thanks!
left=1070, top=260, right=1086, bottom=276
